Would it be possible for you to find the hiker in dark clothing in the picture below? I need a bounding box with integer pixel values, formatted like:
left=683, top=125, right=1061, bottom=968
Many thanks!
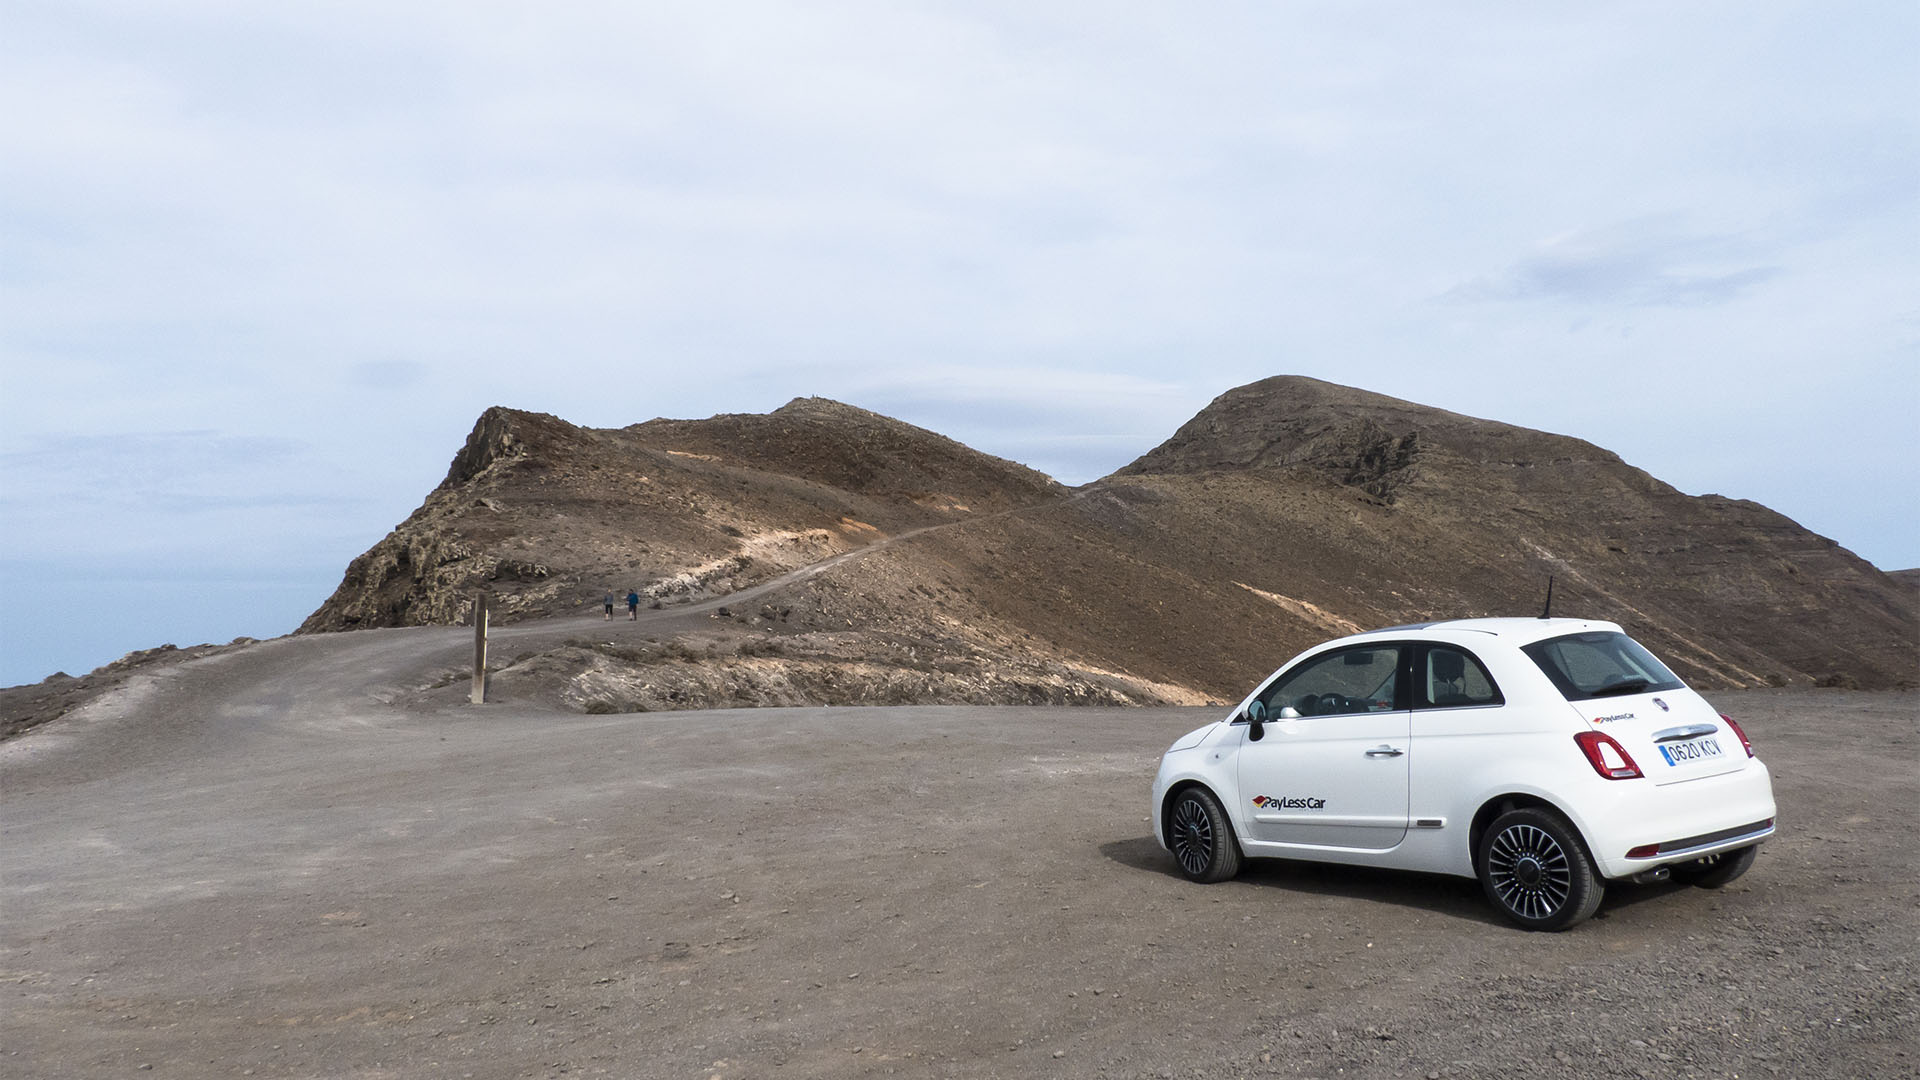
left=626, top=590, right=640, bottom=619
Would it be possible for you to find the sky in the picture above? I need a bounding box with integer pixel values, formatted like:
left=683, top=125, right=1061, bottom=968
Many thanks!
left=2, top=1, right=1916, bottom=688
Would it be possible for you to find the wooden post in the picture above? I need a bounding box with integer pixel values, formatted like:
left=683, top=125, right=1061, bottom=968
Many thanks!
left=470, top=591, right=489, bottom=705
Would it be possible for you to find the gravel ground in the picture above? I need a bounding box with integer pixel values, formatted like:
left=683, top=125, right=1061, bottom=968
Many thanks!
left=2, top=625, right=1914, bottom=1079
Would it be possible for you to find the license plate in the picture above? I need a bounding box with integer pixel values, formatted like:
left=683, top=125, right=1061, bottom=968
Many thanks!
left=1659, top=736, right=1724, bottom=766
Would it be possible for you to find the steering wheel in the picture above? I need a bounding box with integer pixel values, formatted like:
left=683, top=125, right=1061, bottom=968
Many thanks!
left=1316, top=693, right=1346, bottom=714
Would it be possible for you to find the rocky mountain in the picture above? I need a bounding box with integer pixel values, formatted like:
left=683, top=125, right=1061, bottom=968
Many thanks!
left=1120, top=377, right=1916, bottom=684
left=300, top=398, right=1064, bottom=632
left=298, top=377, right=1917, bottom=711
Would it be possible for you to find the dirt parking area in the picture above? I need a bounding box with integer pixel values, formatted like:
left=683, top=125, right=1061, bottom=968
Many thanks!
left=3, top=666, right=1915, bottom=1078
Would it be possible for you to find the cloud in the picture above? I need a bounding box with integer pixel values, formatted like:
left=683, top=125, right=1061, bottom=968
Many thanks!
left=0, top=431, right=302, bottom=491
left=26, top=491, right=376, bottom=515
left=0, top=1, right=1916, bottom=686
left=349, top=360, right=429, bottom=389
left=0, top=431, right=386, bottom=568
left=1446, top=220, right=1786, bottom=308
left=841, top=364, right=1213, bottom=481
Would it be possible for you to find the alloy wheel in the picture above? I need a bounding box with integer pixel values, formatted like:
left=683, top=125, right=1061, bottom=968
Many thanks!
left=1171, top=796, right=1216, bottom=877
left=1486, top=822, right=1573, bottom=920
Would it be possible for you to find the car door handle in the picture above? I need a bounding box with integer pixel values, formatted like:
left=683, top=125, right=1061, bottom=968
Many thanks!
left=1365, top=745, right=1405, bottom=758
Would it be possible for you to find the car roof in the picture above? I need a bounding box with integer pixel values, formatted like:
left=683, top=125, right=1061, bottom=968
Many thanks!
left=1348, top=617, right=1624, bottom=648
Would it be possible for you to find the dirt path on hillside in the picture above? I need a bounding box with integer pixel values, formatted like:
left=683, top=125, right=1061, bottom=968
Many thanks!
left=4, top=622, right=1914, bottom=1080
left=0, top=508, right=1001, bottom=745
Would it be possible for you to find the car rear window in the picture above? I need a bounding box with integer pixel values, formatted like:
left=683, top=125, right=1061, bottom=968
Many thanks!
left=1522, top=632, right=1685, bottom=701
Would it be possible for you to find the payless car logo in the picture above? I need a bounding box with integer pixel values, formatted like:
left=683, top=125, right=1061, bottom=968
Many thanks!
left=1591, top=712, right=1635, bottom=725
left=1253, top=795, right=1326, bottom=810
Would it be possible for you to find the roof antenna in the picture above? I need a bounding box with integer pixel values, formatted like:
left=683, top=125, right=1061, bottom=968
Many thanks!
left=1539, top=575, right=1555, bottom=619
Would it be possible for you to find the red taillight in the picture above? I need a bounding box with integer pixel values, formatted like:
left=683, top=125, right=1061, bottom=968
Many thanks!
left=1574, top=731, right=1644, bottom=780
left=1625, top=843, right=1659, bottom=859
left=1720, top=713, right=1755, bottom=758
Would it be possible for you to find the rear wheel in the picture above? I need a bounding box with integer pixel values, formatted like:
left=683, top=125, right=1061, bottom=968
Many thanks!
left=1477, top=807, right=1604, bottom=931
left=1167, top=787, right=1242, bottom=883
left=1671, top=845, right=1756, bottom=888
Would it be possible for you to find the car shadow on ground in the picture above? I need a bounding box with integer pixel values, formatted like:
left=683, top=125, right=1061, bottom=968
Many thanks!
left=1582, top=876, right=1707, bottom=917
left=1101, top=835, right=1501, bottom=926
left=1101, top=835, right=1699, bottom=928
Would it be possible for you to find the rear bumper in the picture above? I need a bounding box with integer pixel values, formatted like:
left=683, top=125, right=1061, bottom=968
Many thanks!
left=1626, top=817, right=1775, bottom=860
left=1574, top=759, right=1777, bottom=879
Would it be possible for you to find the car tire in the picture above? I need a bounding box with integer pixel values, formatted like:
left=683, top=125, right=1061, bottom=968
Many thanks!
left=1167, top=787, right=1242, bottom=883
left=1477, top=807, right=1604, bottom=931
left=1670, top=845, right=1756, bottom=889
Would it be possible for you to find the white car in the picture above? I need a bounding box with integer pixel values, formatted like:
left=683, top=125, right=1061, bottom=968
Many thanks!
left=1150, top=617, right=1776, bottom=930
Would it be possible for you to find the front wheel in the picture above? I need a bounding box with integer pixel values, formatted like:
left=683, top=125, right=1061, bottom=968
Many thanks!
left=1477, top=807, right=1604, bottom=931
left=1670, top=845, right=1756, bottom=889
left=1167, top=787, right=1242, bottom=883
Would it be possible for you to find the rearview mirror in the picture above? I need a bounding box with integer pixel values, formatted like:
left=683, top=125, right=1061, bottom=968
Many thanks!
left=1245, top=699, right=1267, bottom=741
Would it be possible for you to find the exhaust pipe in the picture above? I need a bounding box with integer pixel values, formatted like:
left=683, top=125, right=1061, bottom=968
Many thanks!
left=1630, top=866, right=1672, bottom=885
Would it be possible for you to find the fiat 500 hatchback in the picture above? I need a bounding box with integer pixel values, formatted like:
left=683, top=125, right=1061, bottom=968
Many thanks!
left=1150, top=618, right=1776, bottom=930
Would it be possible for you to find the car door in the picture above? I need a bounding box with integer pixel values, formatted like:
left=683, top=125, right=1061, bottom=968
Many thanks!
left=1235, top=643, right=1411, bottom=851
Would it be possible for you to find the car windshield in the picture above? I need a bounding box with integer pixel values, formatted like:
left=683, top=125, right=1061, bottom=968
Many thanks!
left=1521, top=632, right=1685, bottom=702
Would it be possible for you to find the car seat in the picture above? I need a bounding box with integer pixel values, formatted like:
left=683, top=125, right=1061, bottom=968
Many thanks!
left=1431, top=649, right=1475, bottom=707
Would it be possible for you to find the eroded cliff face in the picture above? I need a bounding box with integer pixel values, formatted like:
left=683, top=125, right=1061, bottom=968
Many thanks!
left=298, top=408, right=581, bottom=632
left=441, top=405, right=543, bottom=490
left=299, top=514, right=548, bottom=632
left=299, top=380, right=1916, bottom=707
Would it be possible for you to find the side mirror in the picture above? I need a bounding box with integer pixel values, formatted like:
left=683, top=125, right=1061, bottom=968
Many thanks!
left=1245, top=700, right=1267, bottom=742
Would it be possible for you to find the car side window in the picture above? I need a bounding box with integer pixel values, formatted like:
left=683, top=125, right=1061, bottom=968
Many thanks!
left=1419, top=646, right=1504, bottom=710
left=1258, top=646, right=1402, bottom=717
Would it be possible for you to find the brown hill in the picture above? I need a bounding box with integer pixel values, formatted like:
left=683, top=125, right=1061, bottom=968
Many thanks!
left=1102, top=376, right=1915, bottom=689
left=299, top=399, right=1065, bottom=633
left=300, top=378, right=1917, bottom=712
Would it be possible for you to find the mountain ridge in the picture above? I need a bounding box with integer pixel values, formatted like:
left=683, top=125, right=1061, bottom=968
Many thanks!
left=293, top=378, right=1916, bottom=710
